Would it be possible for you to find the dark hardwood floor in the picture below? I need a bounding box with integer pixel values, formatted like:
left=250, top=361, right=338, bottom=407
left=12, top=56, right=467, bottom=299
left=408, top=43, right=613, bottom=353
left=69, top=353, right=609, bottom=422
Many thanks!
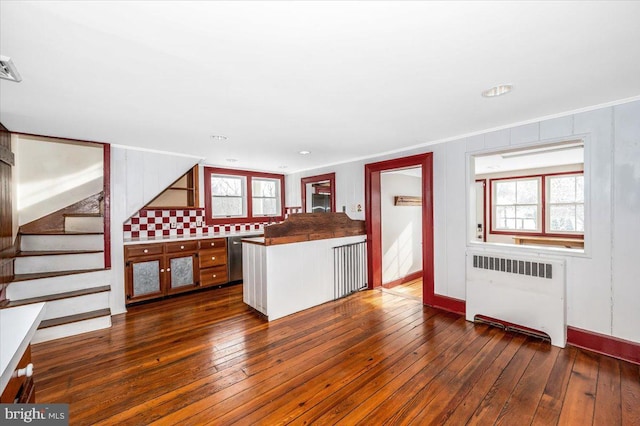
left=32, top=284, right=640, bottom=425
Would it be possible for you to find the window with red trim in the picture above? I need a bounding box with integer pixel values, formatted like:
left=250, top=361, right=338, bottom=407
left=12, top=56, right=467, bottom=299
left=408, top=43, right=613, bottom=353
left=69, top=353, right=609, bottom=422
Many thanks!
left=203, top=167, right=285, bottom=224
left=490, top=171, right=584, bottom=237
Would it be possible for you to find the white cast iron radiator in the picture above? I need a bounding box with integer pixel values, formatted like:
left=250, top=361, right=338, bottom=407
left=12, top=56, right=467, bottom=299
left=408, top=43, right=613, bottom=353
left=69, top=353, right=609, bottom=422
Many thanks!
left=466, top=250, right=566, bottom=347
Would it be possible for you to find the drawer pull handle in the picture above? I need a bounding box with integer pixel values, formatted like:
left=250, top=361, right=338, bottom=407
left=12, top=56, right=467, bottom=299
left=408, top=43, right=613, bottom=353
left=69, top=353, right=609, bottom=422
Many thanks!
left=211, top=243, right=215, bottom=246
left=180, top=245, right=184, bottom=250
left=160, top=268, right=165, bottom=273
left=211, top=256, right=216, bottom=260
left=17, top=363, right=33, bottom=378
left=143, top=249, right=149, bottom=253
left=213, top=274, right=217, bottom=278
left=167, top=268, right=171, bottom=272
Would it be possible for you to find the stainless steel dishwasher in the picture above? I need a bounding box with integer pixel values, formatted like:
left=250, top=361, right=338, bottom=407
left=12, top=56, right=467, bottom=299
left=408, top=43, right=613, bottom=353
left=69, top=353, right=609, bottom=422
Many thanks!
left=227, top=235, right=261, bottom=282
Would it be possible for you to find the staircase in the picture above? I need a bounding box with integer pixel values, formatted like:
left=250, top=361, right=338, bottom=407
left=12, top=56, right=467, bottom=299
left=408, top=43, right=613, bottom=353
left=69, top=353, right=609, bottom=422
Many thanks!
left=5, top=194, right=112, bottom=343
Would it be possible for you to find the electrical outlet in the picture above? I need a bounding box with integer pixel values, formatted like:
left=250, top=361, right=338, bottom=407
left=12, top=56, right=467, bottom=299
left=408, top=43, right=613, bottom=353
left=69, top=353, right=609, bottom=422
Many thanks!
left=170, top=222, right=177, bottom=229
left=196, top=220, right=203, bottom=227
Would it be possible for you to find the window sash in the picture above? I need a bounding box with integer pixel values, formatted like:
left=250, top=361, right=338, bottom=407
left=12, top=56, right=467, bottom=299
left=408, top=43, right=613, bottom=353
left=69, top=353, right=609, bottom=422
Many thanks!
left=252, top=178, right=281, bottom=217
left=492, top=177, right=542, bottom=232
left=546, top=174, right=584, bottom=234
left=210, top=175, right=247, bottom=218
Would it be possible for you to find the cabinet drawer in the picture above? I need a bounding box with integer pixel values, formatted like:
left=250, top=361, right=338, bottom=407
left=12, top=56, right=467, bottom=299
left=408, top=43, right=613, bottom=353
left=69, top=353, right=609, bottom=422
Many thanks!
left=125, top=243, right=163, bottom=258
left=200, top=266, right=228, bottom=286
left=165, top=240, right=198, bottom=253
left=198, top=238, right=227, bottom=250
left=199, top=248, right=227, bottom=268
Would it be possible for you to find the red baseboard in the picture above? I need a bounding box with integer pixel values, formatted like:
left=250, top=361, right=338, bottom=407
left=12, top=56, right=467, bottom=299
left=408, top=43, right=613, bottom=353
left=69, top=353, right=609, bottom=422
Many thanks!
left=567, top=326, right=640, bottom=365
left=429, top=295, right=466, bottom=316
left=382, top=270, right=423, bottom=289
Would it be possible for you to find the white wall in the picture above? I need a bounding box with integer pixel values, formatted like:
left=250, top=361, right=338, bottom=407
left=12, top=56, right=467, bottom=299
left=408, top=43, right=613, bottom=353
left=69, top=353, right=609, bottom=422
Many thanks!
left=285, top=99, right=640, bottom=344
left=15, top=135, right=103, bottom=226
left=380, top=172, right=422, bottom=283
left=109, top=147, right=200, bottom=314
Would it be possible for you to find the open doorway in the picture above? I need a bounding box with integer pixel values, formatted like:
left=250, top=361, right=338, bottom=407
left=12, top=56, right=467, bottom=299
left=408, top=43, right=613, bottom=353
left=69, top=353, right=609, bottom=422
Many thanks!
left=365, top=153, right=435, bottom=305
left=379, top=167, right=423, bottom=300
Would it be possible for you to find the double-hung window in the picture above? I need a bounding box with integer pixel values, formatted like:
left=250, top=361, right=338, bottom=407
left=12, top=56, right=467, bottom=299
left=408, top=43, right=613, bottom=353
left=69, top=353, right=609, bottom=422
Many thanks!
left=490, top=172, right=584, bottom=237
left=204, top=167, right=285, bottom=224
left=493, top=177, right=541, bottom=232
left=546, top=174, right=584, bottom=233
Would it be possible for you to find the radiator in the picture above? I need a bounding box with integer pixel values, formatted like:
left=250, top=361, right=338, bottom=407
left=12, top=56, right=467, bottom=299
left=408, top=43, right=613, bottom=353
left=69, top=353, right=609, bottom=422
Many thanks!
left=333, top=240, right=367, bottom=299
left=466, top=250, right=566, bottom=347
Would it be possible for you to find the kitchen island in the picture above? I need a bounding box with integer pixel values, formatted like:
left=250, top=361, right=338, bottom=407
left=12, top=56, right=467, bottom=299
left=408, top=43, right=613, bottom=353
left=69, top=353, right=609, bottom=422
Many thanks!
left=242, top=213, right=366, bottom=321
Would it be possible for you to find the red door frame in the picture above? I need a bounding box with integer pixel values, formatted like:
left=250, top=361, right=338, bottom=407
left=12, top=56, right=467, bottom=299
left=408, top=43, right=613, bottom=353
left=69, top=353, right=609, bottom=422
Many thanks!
left=365, top=152, right=465, bottom=314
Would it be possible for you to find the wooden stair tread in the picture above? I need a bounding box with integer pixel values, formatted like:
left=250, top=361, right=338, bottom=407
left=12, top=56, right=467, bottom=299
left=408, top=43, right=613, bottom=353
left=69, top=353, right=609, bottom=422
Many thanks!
left=5, top=286, right=111, bottom=308
left=19, top=230, right=104, bottom=235
left=15, top=249, right=104, bottom=257
left=11, top=268, right=107, bottom=282
left=38, top=308, right=111, bottom=329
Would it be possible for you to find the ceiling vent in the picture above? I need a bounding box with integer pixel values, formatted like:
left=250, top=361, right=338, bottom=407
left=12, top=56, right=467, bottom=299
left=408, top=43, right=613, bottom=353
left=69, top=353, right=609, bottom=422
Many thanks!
left=0, top=56, right=22, bottom=82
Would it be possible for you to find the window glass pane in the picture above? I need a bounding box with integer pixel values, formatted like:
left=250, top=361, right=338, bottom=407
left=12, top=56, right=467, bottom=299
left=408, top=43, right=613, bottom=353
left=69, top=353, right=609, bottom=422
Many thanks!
left=496, top=181, right=516, bottom=205
left=576, top=176, right=584, bottom=203
left=252, top=179, right=277, bottom=197
left=516, top=180, right=538, bottom=204
left=212, top=197, right=243, bottom=217
left=550, top=205, right=576, bottom=231
left=515, top=205, right=537, bottom=230
left=496, top=206, right=515, bottom=229
left=211, top=176, right=243, bottom=196
left=576, top=204, right=585, bottom=232
left=253, top=198, right=277, bottom=216
left=549, top=176, right=576, bottom=203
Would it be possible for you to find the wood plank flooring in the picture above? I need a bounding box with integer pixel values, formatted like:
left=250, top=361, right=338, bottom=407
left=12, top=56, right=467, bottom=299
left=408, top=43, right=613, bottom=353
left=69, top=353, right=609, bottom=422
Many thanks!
left=31, top=284, right=640, bottom=425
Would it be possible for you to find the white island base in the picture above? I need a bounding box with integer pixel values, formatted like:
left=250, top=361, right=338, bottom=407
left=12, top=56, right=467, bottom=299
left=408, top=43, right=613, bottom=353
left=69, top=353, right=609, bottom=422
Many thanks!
left=242, top=235, right=366, bottom=321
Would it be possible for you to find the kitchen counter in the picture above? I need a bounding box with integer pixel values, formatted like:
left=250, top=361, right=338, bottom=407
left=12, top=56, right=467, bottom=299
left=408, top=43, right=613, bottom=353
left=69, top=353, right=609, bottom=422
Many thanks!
left=124, top=230, right=264, bottom=245
left=241, top=236, right=266, bottom=245
left=0, top=303, right=46, bottom=395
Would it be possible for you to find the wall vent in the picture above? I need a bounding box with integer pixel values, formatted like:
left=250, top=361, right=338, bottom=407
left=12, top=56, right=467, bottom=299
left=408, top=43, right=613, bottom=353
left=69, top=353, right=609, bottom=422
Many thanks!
left=0, top=56, right=22, bottom=82
left=472, top=254, right=552, bottom=279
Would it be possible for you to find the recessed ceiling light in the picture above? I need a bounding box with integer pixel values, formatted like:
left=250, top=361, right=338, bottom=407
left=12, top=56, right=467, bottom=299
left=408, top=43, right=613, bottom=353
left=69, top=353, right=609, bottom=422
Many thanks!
left=481, top=84, right=513, bottom=98
left=298, top=150, right=311, bottom=155
left=211, top=135, right=228, bottom=142
left=226, top=158, right=238, bottom=163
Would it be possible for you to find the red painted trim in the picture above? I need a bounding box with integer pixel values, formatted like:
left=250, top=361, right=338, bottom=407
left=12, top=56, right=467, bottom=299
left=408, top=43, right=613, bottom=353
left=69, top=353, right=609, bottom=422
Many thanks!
left=489, top=171, right=584, bottom=239
left=382, top=270, right=423, bottom=289
left=475, top=179, right=487, bottom=242
left=203, top=167, right=285, bottom=225
left=103, top=144, right=111, bottom=269
left=301, top=172, right=336, bottom=213
left=567, top=326, right=640, bottom=365
left=365, top=153, right=437, bottom=308
left=432, top=295, right=466, bottom=316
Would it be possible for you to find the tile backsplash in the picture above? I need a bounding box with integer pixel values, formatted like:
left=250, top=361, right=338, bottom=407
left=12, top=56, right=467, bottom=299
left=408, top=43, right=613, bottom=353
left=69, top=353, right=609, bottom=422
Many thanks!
left=123, top=208, right=265, bottom=239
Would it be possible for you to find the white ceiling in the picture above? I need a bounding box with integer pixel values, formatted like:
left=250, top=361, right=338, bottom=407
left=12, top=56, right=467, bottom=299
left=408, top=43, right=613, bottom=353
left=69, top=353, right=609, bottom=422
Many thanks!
left=1, top=1, right=639, bottom=174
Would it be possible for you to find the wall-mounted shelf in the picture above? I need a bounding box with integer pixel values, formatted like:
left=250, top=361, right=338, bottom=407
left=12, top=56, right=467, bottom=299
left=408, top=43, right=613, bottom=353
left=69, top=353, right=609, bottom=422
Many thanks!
left=146, top=166, right=199, bottom=208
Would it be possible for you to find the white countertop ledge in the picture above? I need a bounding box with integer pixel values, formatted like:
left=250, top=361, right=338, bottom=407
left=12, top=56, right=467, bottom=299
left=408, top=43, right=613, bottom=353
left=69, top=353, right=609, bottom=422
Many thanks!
left=124, top=231, right=264, bottom=245
left=0, top=303, right=46, bottom=395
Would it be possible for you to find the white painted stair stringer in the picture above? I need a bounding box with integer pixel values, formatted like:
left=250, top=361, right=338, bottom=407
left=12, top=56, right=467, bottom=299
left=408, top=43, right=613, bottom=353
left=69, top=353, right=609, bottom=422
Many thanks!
left=14, top=252, right=104, bottom=274
left=7, top=269, right=110, bottom=300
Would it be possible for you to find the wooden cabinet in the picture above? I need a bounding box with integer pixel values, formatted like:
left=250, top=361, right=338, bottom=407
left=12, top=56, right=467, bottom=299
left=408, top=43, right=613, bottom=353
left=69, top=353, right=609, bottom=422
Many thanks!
left=125, top=237, right=229, bottom=304
left=146, top=165, right=199, bottom=208
left=1, top=345, right=35, bottom=404
left=198, top=238, right=228, bottom=287
left=125, top=241, right=200, bottom=304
